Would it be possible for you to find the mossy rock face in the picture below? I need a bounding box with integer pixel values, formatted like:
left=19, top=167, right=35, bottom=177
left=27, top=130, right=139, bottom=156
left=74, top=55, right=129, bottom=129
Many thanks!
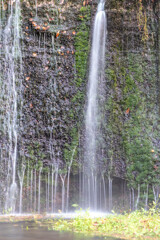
left=9, top=0, right=92, bottom=174
left=105, top=0, right=160, bottom=204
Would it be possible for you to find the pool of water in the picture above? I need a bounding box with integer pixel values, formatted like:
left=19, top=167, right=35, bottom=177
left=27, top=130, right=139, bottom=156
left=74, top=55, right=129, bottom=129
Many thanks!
left=0, top=222, right=124, bottom=240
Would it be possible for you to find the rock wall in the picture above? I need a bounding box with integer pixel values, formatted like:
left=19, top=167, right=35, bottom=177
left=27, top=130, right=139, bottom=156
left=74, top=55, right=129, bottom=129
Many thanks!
left=106, top=0, right=160, bottom=206
left=0, top=0, right=160, bottom=211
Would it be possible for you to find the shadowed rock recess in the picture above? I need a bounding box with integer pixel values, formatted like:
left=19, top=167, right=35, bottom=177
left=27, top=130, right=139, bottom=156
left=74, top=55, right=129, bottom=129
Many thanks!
left=0, top=0, right=159, bottom=213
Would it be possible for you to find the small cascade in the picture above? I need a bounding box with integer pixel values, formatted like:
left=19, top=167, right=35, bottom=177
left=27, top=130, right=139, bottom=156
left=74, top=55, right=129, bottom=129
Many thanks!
left=47, top=171, right=50, bottom=211
left=102, top=174, right=107, bottom=209
left=60, top=172, right=67, bottom=212
left=135, top=184, right=140, bottom=210
left=66, top=147, right=76, bottom=212
left=38, top=167, right=42, bottom=213
left=51, top=165, right=55, bottom=212
left=26, top=161, right=30, bottom=211
left=108, top=176, right=112, bottom=211
left=83, top=0, right=106, bottom=210
left=34, top=170, right=37, bottom=212
left=53, top=165, right=59, bottom=212
left=30, top=169, right=33, bottom=211
left=18, top=164, right=26, bottom=213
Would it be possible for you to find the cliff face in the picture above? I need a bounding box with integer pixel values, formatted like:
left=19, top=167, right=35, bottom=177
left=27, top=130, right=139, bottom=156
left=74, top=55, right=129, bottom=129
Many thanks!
left=21, top=0, right=89, bottom=170
left=20, top=0, right=160, bottom=177
left=106, top=0, right=160, bottom=185
left=0, top=0, right=160, bottom=212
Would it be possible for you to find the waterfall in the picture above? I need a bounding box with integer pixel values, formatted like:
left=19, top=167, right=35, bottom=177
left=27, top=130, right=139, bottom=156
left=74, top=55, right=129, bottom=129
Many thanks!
left=47, top=171, right=50, bottom=211
left=0, top=0, right=22, bottom=213
left=83, top=0, right=106, bottom=210
left=66, top=147, right=76, bottom=212
left=108, top=176, right=112, bottom=211
left=60, top=173, right=67, bottom=212
left=34, top=170, right=37, bottom=212
left=30, top=170, right=33, bottom=211
left=18, top=164, right=26, bottom=214
left=51, top=165, right=54, bottom=213
left=38, top=167, right=42, bottom=213
left=53, top=165, right=59, bottom=212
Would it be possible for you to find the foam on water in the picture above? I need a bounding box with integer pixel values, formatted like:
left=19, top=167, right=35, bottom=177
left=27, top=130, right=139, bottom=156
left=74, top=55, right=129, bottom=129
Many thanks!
left=47, top=211, right=110, bottom=219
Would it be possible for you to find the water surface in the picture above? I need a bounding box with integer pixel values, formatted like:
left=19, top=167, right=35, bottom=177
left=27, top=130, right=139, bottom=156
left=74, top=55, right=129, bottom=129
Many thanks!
left=0, top=222, right=124, bottom=240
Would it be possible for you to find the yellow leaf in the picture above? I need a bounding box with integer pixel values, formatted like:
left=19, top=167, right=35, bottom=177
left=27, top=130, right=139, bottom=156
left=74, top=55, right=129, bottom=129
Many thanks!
left=32, top=52, right=37, bottom=57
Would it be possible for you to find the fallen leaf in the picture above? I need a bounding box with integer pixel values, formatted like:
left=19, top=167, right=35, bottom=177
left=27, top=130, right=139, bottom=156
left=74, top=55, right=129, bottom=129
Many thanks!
left=30, top=103, right=33, bottom=108
left=154, top=165, right=158, bottom=170
left=125, top=108, right=130, bottom=114
left=35, top=26, right=40, bottom=30
left=32, top=52, right=37, bottom=57
left=56, top=31, right=60, bottom=38
left=32, top=21, right=37, bottom=27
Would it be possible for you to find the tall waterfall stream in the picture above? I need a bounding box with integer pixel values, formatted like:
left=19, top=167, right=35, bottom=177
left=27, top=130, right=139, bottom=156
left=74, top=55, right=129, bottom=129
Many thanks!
left=0, top=0, right=22, bottom=213
left=83, top=0, right=107, bottom=211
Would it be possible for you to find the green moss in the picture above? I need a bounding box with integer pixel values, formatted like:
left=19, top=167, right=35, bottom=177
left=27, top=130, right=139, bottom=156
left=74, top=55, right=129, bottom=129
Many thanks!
left=26, top=142, right=45, bottom=170
left=62, top=5, right=91, bottom=169
left=63, top=127, right=79, bottom=173
left=106, top=52, right=159, bottom=197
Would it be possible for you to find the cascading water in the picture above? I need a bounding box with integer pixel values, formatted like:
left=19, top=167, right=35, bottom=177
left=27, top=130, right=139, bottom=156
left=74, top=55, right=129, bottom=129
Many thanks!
left=0, top=0, right=127, bottom=215
left=83, top=0, right=106, bottom=210
left=0, top=0, right=22, bottom=213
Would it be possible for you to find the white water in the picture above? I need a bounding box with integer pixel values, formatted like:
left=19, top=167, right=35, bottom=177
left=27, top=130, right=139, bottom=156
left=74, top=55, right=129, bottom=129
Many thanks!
left=30, top=170, right=33, bottom=211
left=60, top=173, right=67, bottom=212
left=66, top=147, right=76, bottom=212
left=47, top=211, right=109, bottom=219
left=0, top=0, right=22, bottom=213
left=0, top=0, right=109, bottom=215
left=18, top=164, right=26, bottom=213
left=38, top=167, right=42, bottom=213
left=83, top=0, right=106, bottom=210
left=51, top=166, right=55, bottom=212
left=53, top=165, right=59, bottom=212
